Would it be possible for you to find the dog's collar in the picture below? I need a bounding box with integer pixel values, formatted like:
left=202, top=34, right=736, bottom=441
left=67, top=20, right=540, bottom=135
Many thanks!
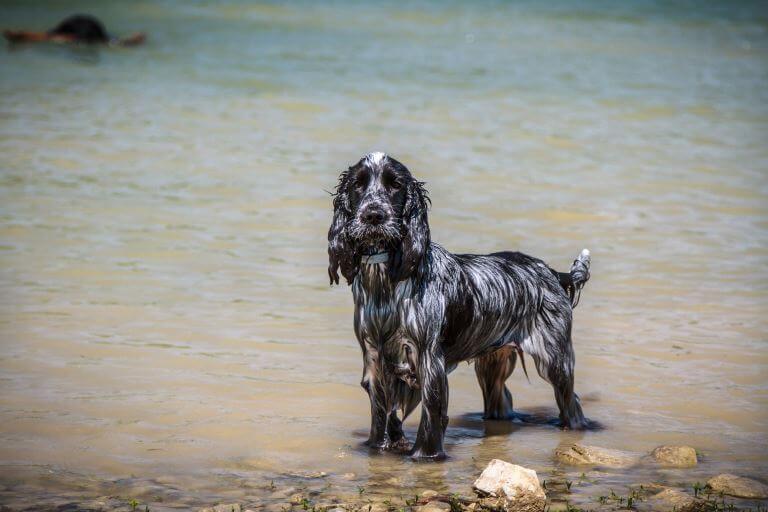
left=361, top=251, right=389, bottom=265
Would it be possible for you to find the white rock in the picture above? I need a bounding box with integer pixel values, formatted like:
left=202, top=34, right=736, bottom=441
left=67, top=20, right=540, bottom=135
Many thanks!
left=473, top=459, right=546, bottom=512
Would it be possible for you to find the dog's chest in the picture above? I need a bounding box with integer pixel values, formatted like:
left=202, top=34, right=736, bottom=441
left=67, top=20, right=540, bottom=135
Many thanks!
left=352, top=265, right=412, bottom=344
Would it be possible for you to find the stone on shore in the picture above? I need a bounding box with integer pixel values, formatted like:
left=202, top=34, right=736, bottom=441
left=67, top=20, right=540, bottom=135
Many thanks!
left=200, top=505, right=242, bottom=512
left=416, top=502, right=451, bottom=512
left=628, top=482, right=669, bottom=498
left=419, top=489, right=440, bottom=500
left=554, top=443, right=637, bottom=468
left=365, top=502, right=390, bottom=512
left=650, top=445, right=698, bottom=467
left=646, top=489, right=706, bottom=512
left=707, top=474, right=768, bottom=499
left=472, top=459, right=546, bottom=512
left=289, top=493, right=307, bottom=505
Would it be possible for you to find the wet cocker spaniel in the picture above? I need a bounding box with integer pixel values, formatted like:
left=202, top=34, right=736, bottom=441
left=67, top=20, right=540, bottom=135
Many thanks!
left=327, top=152, right=592, bottom=460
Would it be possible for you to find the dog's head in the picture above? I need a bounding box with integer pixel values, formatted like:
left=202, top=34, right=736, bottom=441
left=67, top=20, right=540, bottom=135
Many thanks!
left=328, top=152, right=430, bottom=285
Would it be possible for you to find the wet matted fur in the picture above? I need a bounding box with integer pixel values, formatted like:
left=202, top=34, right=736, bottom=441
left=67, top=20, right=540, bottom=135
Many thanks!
left=327, top=152, right=592, bottom=460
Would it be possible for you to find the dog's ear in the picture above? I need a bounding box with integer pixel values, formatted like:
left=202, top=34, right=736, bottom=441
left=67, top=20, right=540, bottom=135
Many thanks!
left=394, top=179, right=430, bottom=281
left=327, top=170, right=358, bottom=285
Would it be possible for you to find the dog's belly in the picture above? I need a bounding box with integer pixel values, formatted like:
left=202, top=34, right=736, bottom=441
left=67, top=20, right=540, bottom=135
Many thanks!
left=444, top=316, right=523, bottom=365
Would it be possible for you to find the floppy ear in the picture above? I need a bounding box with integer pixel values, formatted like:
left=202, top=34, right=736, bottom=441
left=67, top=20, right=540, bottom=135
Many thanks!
left=393, top=179, right=430, bottom=281
left=327, top=170, right=358, bottom=285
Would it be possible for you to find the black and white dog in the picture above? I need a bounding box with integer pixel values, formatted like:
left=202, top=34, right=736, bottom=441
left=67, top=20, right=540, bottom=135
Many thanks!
left=328, top=152, right=592, bottom=460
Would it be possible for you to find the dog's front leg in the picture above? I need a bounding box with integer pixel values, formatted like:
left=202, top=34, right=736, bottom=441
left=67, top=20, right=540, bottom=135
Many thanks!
left=360, top=348, right=388, bottom=449
left=411, top=344, right=448, bottom=461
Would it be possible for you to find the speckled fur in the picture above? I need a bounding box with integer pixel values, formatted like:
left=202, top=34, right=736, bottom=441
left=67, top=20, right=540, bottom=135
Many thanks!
left=328, top=153, right=592, bottom=460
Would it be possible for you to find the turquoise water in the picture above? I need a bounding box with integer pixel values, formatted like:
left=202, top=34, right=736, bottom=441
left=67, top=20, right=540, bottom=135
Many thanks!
left=1, top=1, right=767, bottom=509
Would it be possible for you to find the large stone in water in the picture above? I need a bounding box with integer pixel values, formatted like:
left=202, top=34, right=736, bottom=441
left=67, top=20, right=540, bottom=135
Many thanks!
left=647, top=489, right=707, bottom=512
left=554, top=443, right=637, bottom=468
left=650, top=445, right=698, bottom=467
left=707, top=474, right=768, bottom=499
left=472, top=459, right=546, bottom=512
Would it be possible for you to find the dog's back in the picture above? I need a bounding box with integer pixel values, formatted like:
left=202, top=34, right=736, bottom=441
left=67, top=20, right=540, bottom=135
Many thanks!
left=48, top=14, right=109, bottom=44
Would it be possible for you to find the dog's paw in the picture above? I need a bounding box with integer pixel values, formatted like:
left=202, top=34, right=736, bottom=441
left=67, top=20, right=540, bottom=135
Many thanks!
left=410, top=449, right=447, bottom=462
left=385, top=437, right=411, bottom=454
left=364, top=438, right=388, bottom=450
left=560, top=418, right=591, bottom=431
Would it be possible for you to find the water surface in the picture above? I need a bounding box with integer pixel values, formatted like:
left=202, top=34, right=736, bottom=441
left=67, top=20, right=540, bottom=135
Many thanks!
left=1, top=1, right=767, bottom=509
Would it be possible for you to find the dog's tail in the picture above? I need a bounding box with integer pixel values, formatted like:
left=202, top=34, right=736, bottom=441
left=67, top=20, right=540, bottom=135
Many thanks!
left=558, top=248, right=591, bottom=308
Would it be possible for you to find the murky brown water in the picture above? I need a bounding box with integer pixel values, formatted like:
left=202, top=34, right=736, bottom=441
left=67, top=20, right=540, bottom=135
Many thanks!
left=1, top=1, right=767, bottom=510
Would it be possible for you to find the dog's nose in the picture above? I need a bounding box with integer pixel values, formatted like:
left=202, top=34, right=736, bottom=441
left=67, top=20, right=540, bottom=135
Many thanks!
left=362, top=209, right=387, bottom=225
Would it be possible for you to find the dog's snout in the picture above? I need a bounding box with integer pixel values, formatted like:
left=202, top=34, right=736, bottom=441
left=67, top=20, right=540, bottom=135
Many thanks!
left=362, top=208, right=387, bottom=225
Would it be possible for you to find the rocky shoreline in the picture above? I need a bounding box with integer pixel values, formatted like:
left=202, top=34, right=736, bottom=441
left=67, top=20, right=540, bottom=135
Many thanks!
left=192, top=444, right=768, bottom=512
left=3, top=444, right=767, bottom=512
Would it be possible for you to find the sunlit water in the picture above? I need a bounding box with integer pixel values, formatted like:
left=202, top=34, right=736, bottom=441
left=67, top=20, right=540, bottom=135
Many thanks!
left=1, top=1, right=767, bottom=510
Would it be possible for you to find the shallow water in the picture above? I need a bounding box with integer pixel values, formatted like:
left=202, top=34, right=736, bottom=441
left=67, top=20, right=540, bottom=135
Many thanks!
left=1, top=1, right=767, bottom=509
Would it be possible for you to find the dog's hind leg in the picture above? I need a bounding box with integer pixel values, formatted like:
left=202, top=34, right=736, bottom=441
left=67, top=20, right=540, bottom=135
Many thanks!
left=474, top=345, right=517, bottom=420
left=550, top=361, right=586, bottom=430
left=384, top=381, right=419, bottom=452
left=525, top=323, right=587, bottom=430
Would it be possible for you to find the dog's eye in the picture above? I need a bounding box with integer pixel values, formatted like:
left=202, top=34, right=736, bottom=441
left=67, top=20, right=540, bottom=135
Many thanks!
left=389, top=180, right=402, bottom=190
left=355, top=174, right=369, bottom=189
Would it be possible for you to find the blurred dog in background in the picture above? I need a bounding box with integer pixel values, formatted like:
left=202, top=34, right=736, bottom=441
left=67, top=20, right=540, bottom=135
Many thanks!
left=3, top=14, right=145, bottom=46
